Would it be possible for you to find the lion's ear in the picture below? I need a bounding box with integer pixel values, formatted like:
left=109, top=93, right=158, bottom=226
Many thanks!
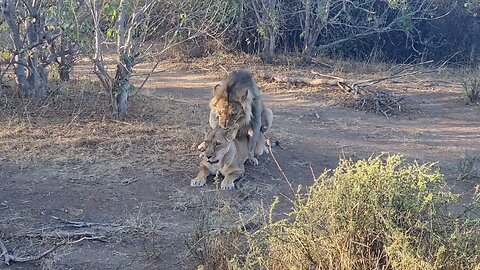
left=225, top=124, right=239, bottom=142
left=213, top=83, right=223, bottom=96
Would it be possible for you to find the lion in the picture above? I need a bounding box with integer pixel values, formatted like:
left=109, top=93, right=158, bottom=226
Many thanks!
left=191, top=124, right=267, bottom=190
left=209, top=69, right=264, bottom=165
left=200, top=103, right=273, bottom=157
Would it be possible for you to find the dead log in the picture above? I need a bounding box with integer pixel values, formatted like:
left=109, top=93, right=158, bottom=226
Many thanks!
left=262, top=73, right=349, bottom=87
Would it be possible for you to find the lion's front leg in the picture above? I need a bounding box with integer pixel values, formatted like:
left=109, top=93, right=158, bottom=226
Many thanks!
left=191, top=162, right=213, bottom=187
left=220, top=169, right=244, bottom=190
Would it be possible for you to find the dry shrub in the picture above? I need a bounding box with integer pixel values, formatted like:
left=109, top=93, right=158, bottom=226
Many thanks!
left=185, top=194, right=253, bottom=270
left=229, top=155, right=480, bottom=270
left=186, top=210, right=244, bottom=270
left=463, top=77, right=480, bottom=104
left=457, top=153, right=480, bottom=182
left=341, top=89, right=406, bottom=117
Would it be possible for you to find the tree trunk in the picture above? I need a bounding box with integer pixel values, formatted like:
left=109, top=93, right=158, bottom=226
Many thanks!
left=2, top=0, right=31, bottom=97
left=113, top=59, right=131, bottom=118
left=302, top=0, right=312, bottom=53
left=58, top=38, right=73, bottom=81
left=261, top=35, right=274, bottom=63
left=114, top=0, right=131, bottom=118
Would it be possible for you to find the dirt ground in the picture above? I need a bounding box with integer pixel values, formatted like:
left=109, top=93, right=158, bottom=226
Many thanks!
left=1, top=57, right=479, bottom=269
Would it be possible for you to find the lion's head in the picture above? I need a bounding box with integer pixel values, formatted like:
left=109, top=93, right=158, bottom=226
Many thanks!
left=202, top=124, right=239, bottom=164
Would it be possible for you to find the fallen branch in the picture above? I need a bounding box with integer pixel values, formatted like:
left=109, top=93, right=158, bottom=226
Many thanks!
left=261, top=62, right=444, bottom=117
left=1, top=237, right=97, bottom=265
left=262, top=71, right=406, bottom=117
left=21, top=216, right=120, bottom=236
left=22, top=231, right=106, bottom=241
left=1, top=216, right=116, bottom=265
left=51, top=216, right=120, bottom=228
left=1, top=238, right=65, bottom=265
left=262, top=73, right=349, bottom=87
left=1, top=238, right=87, bottom=265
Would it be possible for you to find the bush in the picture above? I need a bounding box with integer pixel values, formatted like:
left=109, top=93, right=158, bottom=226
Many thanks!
left=229, top=155, right=480, bottom=270
left=463, top=77, right=480, bottom=104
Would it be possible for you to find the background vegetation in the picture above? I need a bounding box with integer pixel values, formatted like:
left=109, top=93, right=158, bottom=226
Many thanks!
left=189, top=155, right=480, bottom=270
left=1, top=0, right=480, bottom=116
left=1, top=1, right=480, bottom=269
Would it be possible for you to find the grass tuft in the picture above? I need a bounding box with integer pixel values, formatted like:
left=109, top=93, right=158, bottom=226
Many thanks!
left=463, top=76, right=480, bottom=104
left=457, top=153, right=480, bottom=181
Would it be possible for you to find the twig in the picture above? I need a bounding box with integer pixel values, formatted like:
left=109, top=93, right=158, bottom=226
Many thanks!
left=309, top=164, right=316, bottom=182
left=1, top=237, right=63, bottom=265
left=353, top=68, right=434, bottom=88
left=219, top=65, right=228, bottom=74
left=22, top=231, right=106, bottom=240
left=310, top=70, right=344, bottom=81
left=51, top=216, right=120, bottom=228
left=1, top=236, right=99, bottom=265
left=132, top=59, right=166, bottom=96
left=268, top=143, right=295, bottom=196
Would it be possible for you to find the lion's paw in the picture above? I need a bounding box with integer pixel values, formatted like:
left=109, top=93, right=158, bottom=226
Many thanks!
left=247, top=156, right=259, bottom=166
left=220, top=181, right=235, bottom=190
left=190, top=178, right=206, bottom=187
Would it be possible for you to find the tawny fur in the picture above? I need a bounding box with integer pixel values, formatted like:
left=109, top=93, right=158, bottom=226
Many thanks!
left=203, top=104, right=272, bottom=157
left=209, top=91, right=253, bottom=129
left=208, top=69, right=264, bottom=165
left=191, top=125, right=250, bottom=190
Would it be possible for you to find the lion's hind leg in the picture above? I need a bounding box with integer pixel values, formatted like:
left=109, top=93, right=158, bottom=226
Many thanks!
left=254, top=133, right=267, bottom=157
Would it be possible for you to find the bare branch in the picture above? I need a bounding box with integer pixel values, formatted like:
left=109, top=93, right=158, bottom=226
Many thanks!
left=0, top=237, right=101, bottom=265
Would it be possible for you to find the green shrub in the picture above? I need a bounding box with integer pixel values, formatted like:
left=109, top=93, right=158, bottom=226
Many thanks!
left=229, top=155, right=480, bottom=270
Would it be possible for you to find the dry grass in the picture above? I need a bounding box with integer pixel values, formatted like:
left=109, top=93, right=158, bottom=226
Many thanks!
left=0, top=80, right=208, bottom=176
left=463, top=77, right=480, bottom=104
left=457, top=153, right=480, bottom=182
left=184, top=192, right=264, bottom=270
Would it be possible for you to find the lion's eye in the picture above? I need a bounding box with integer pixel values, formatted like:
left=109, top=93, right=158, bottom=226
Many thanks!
left=215, top=141, right=220, bottom=146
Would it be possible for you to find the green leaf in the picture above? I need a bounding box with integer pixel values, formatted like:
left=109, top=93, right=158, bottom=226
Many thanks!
left=1, top=50, right=13, bottom=61
left=107, top=28, right=116, bottom=38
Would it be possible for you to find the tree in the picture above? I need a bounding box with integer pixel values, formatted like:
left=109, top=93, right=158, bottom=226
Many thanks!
left=296, top=0, right=436, bottom=63
left=85, top=0, right=152, bottom=117
left=250, top=0, right=282, bottom=63
left=84, top=0, right=232, bottom=117
left=0, top=0, right=76, bottom=97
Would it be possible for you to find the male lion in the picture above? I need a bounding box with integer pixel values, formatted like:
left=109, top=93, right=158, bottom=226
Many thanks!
left=191, top=124, right=267, bottom=190
left=209, top=69, right=264, bottom=165
left=200, top=102, right=272, bottom=158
